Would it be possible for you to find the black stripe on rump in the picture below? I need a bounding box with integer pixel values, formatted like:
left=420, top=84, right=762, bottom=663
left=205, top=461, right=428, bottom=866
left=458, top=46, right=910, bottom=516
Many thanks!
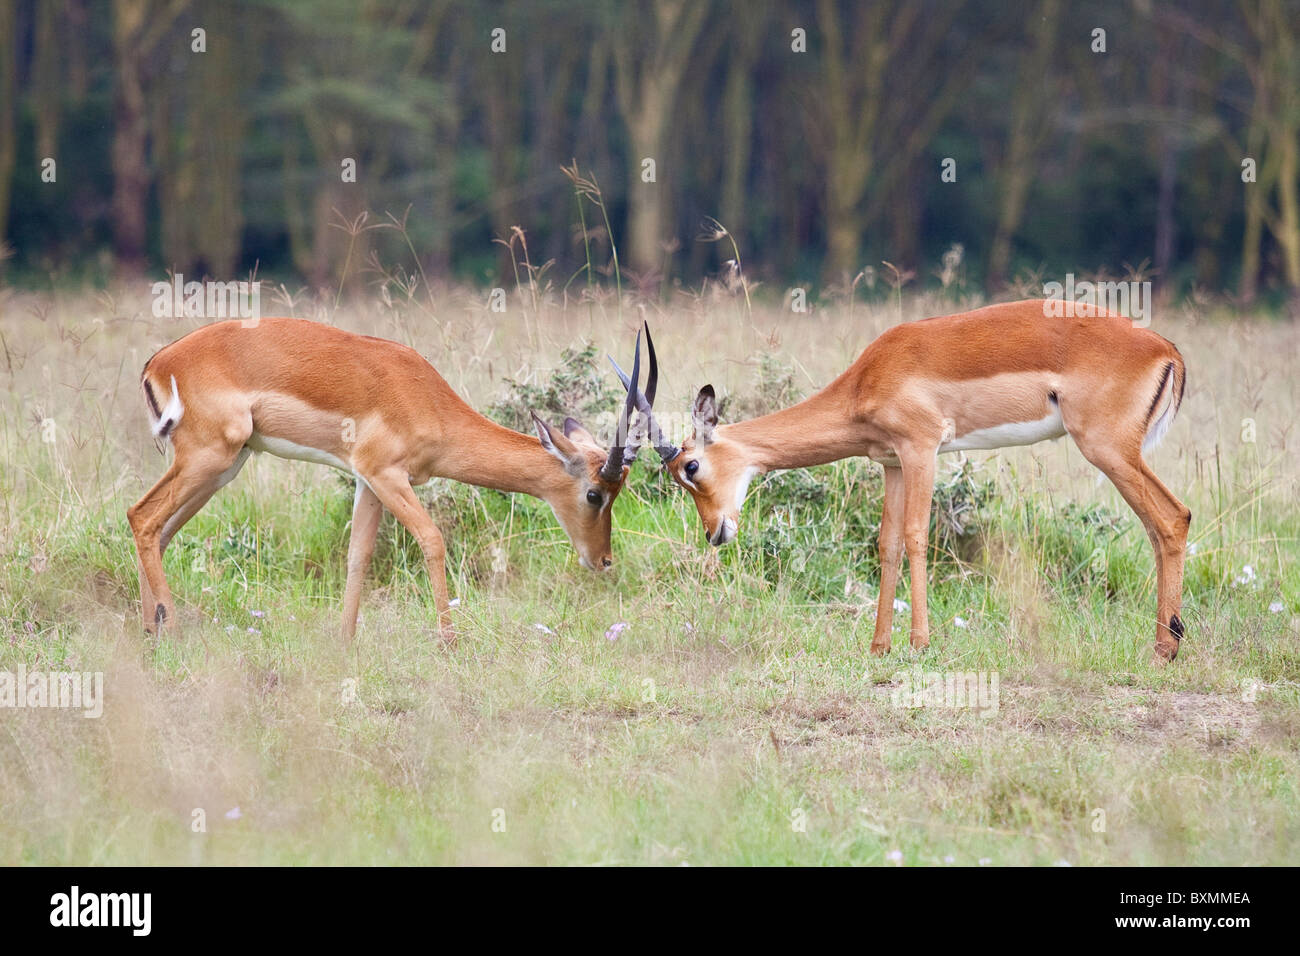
left=143, top=377, right=161, bottom=419
left=1144, top=362, right=1173, bottom=427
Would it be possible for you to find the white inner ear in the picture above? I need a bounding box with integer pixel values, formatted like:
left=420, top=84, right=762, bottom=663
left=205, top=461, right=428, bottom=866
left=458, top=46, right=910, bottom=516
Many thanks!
left=534, top=419, right=568, bottom=465
left=541, top=432, right=589, bottom=477
left=539, top=439, right=569, bottom=466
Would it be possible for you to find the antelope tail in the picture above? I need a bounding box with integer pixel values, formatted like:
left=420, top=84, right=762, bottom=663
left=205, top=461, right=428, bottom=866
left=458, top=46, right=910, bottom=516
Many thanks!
left=1142, top=352, right=1185, bottom=454
left=142, top=371, right=184, bottom=446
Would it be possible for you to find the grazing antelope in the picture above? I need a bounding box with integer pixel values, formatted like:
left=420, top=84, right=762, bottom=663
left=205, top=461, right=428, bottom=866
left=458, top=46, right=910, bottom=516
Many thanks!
left=620, top=300, right=1190, bottom=662
left=128, top=318, right=655, bottom=641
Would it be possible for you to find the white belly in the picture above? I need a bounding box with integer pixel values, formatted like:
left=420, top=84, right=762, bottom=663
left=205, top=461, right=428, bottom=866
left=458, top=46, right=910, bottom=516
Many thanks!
left=939, top=407, right=1066, bottom=453
left=246, top=431, right=351, bottom=471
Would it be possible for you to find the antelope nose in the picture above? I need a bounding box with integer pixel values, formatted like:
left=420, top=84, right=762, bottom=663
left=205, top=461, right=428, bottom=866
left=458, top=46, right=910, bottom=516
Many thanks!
left=710, top=517, right=737, bottom=546
left=601, top=557, right=613, bottom=569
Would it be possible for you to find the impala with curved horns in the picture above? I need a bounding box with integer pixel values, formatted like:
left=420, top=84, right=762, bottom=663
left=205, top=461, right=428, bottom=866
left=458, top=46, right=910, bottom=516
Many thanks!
left=127, top=318, right=657, bottom=642
left=624, top=300, right=1191, bottom=663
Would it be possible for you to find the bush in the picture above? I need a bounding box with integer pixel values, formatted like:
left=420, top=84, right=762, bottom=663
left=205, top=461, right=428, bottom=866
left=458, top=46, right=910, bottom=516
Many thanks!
left=487, top=343, right=623, bottom=435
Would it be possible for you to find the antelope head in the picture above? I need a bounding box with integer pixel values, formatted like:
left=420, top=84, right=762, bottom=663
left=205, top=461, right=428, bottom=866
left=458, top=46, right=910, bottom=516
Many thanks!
left=530, top=326, right=661, bottom=569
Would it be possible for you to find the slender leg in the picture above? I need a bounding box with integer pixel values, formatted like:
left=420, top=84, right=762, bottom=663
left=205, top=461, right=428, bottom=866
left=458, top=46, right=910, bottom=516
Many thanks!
left=1141, top=462, right=1191, bottom=654
left=128, top=443, right=248, bottom=633
left=870, top=464, right=906, bottom=656
left=341, top=480, right=383, bottom=641
left=360, top=468, right=455, bottom=642
left=159, top=448, right=251, bottom=554
left=1071, top=436, right=1189, bottom=661
left=899, top=446, right=938, bottom=650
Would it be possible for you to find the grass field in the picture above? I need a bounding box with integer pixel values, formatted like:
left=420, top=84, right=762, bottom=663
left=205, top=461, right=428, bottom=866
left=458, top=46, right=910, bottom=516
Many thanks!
left=1, top=285, right=1297, bottom=865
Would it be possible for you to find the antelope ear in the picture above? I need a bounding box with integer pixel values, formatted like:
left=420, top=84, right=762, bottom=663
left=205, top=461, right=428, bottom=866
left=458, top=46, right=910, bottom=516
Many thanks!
left=562, top=416, right=598, bottom=447
left=692, top=385, right=718, bottom=444
left=531, top=411, right=582, bottom=466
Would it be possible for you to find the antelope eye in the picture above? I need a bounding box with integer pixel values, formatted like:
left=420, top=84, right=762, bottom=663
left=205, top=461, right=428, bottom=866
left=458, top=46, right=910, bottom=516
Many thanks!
left=685, top=460, right=700, bottom=478
left=586, top=489, right=602, bottom=506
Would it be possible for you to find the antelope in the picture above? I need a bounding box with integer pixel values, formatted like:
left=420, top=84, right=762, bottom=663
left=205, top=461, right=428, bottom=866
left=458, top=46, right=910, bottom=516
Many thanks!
left=620, top=300, right=1191, bottom=662
left=127, top=318, right=657, bottom=641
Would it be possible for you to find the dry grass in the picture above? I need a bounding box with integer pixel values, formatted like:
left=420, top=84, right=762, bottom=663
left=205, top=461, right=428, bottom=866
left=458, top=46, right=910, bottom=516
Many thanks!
left=0, top=284, right=1297, bottom=865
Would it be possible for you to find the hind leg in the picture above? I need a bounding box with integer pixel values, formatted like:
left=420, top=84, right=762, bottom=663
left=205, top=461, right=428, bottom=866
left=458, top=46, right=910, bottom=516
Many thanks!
left=128, top=434, right=251, bottom=634
left=134, top=447, right=250, bottom=630
left=1138, top=462, right=1191, bottom=653
left=1068, top=432, right=1189, bottom=661
left=341, top=480, right=383, bottom=642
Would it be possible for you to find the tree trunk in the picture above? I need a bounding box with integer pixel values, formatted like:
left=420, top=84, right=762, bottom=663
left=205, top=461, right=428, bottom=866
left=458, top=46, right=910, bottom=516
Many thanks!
left=824, top=156, right=870, bottom=279
left=429, top=95, right=458, bottom=279
left=988, top=0, right=1059, bottom=289
left=484, top=61, right=522, bottom=280
left=194, top=2, right=245, bottom=276
left=1270, top=131, right=1300, bottom=289
left=0, top=0, right=15, bottom=248
left=33, top=2, right=62, bottom=160
left=720, top=8, right=764, bottom=243
left=111, top=0, right=152, bottom=276
left=1240, top=173, right=1265, bottom=303
left=624, top=82, right=668, bottom=275
left=613, top=0, right=709, bottom=275
left=282, top=133, right=313, bottom=279
left=66, top=0, right=89, bottom=102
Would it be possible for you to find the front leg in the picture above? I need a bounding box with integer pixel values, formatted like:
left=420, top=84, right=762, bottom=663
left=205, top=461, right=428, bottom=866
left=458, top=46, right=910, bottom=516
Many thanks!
left=870, top=464, right=906, bottom=656
left=341, top=480, right=384, bottom=641
left=360, top=467, right=456, bottom=643
left=899, top=446, right=938, bottom=651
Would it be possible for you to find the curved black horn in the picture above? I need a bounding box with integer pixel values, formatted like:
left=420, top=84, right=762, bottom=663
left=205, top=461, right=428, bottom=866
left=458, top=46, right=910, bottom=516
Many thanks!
left=608, top=322, right=680, bottom=463
left=599, top=328, right=640, bottom=481
left=644, top=323, right=659, bottom=406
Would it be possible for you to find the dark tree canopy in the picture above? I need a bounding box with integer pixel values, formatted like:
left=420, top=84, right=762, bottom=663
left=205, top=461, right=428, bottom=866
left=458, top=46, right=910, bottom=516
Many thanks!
left=0, top=0, right=1297, bottom=302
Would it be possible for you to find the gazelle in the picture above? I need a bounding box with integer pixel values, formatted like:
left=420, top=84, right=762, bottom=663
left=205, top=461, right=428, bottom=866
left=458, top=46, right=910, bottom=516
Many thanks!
left=622, top=300, right=1190, bottom=662
left=127, top=318, right=657, bottom=641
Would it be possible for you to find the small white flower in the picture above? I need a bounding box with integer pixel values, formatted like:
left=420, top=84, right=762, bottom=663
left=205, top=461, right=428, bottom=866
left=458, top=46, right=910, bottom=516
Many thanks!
left=534, top=623, right=555, bottom=635
left=954, top=616, right=969, bottom=629
left=249, top=609, right=265, bottom=618
left=893, top=598, right=910, bottom=613
left=1187, top=542, right=1199, bottom=556
left=886, top=849, right=903, bottom=865
left=1269, top=601, right=1285, bottom=614
left=943, top=855, right=955, bottom=864
left=1053, top=859, right=1072, bottom=867
left=448, top=598, right=461, bottom=608
left=978, top=857, right=992, bottom=866
left=1233, top=564, right=1257, bottom=587
left=225, top=807, right=242, bottom=820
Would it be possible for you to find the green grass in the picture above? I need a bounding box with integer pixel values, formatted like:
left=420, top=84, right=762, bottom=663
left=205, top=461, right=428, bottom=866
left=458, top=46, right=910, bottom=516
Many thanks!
left=0, top=289, right=1297, bottom=865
